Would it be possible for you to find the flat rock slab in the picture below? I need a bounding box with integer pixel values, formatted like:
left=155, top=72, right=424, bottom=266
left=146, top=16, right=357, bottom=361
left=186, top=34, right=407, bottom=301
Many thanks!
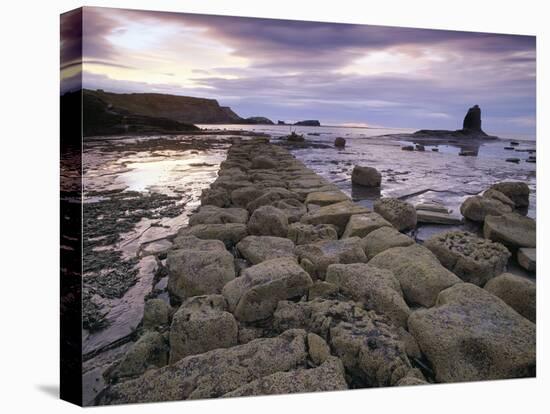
left=368, top=244, right=462, bottom=307
left=341, top=212, right=392, bottom=238
left=484, top=213, right=536, bottom=249
left=222, top=257, right=313, bottom=322
left=424, top=231, right=510, bottom=286
left=305, top=190, right=350, bottom=207
left=96, top=330, right=308, bottom=404
left=374, top=197, right=417, bottom=231
left=485, top=273, right=536, bottom=323
left=416, top=209, right=463, bottom=225
left=408, top=283, right=536, bottom=383
left=236, top=235, right=295, bottom=264
left=361, top=227, right=414, bottom=260
left=300, top=200, right=370, bottom=236
left=518, top=247, right=536, bottom=272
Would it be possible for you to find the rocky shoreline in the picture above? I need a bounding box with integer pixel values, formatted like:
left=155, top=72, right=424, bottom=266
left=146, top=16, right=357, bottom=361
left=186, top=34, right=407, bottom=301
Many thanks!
left=90, top=137, right=536, bottom=405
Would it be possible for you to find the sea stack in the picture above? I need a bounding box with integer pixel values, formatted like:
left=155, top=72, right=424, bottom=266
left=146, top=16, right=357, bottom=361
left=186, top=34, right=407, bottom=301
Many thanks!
left=463, top=105, right=483, bottom=133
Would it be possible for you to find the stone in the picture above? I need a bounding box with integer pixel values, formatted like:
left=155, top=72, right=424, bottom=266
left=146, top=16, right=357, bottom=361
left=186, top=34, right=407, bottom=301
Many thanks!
left=201, top=187, right=230, bottom=207
left=169, top=295, right=238, bottom=363
left=142, top=298, right=171, bottom=330
left=484, top=213, right=536, bottom=249
left=296, top=237, right=367, bottom=280
left=334, top=137, right=346, bottom=147
left=167, top=240, right=235, bottom=301
left=224, top=357, right=347, bottom=397
left=408, top=283, right=535, bottom=383
left=251, top=156, right=277, bottom=169
left=273, top=299, right=415, bottom=387
left=175, top=223, right=247, bottom=248
left=271, top=198, right=307, bottom=223
left=308, top=280, right=339, bottom=300
left=415, top=144, right=425, bottom=151
left=247, top=205, right=289, bottom=237
left=307, top=333, right=332, bottom=365
left=246, top=187, right=300, bottom=212
left=188, top=205, right=248, bottom=225
left=402, top=145, right=414, bottom=151
left=287, top=222, right=338, bottom=245
left=326, top=263, right=410, bottom=328
left=416, top=210, right=463, bottom=225
left=368, top=244, right=462, bottom=307
left=462, top=104, right=483, bottom=132
left=222, top=258, right=313, bottom=322
left=373, top=198, right=417, bottom=231
left=483, top=188, right=515, bottom=208
left=236, top=235, right=295, bottom=264
left=424, top=231, right=511, bottom=286
left=489, top=182, right=530, bottom=208
left=485, top=273, right=536, bottom=322
left=361, top=227, right=414, bottom=260
left=230, top=186, right=266, bottom=208
left=351, top=166, right=382, bottom=187
left=305, top=190, right=349, bottom=207
left=140, top=239, right=173, bottom=257
left=300, top=200, right=370, bottom=236
left=460, top=195, right=512, bottom=222
left=105, top=331, right=168, bottom=381
left=96, top=330, right=308, bottom=404
left=341, top=212, right=392, bottom=238
left=517, top=247, right=536, bottom=272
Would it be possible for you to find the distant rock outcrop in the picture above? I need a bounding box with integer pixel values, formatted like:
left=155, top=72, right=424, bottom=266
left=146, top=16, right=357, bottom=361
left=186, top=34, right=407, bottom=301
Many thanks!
left=244, top=117, right=274, bottom=125
left=295, top=120, right=321, bottom=126
left=413, top=105, right=492, bottom=139
left=463, top=105, right=483, bottom=132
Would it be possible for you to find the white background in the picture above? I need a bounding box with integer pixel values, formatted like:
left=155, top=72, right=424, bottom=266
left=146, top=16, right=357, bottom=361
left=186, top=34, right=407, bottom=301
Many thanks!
left=1, top=0, right=548, bottom=412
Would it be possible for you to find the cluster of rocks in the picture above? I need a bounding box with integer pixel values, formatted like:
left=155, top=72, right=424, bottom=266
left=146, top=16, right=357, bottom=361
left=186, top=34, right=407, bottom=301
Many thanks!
left=96, top=139, right=536, bottom=405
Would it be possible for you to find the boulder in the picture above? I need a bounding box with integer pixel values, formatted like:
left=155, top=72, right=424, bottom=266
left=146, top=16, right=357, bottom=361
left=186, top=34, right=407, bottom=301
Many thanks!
left=222, top=258, right=313, bottom=322
left=308, top=280, right=339, bottom=300
left=373, top=198, right=417, bottom=231
left=287, top=222, right=338, bottom=245
left=483, top=188, right=515, bottom=208
left=224, top=357, right=347, bottom=397
left=305, top=190, right=349, bottom=207
left=273, top=299, right=415, bottom=387
left=368, top=244, right=462, bottom=307
left=484, top=213, right=536, bottom=249
left=351, top=166, right=382, bottom=187
left=169, top=295, right=238, bottom=363
left=271, top=198, right=307, bottom=223
left=230, top=186, right=266, bottom=208
left=341, top=212, right=392, bottom=238
left=246, top=188, right=300, bottom=212
left=251, top=156, right=277, bottom=169
left=105, top=331, right=168, bottom=381
left=408, top=283, right=536, bottom=382
left=424, top=231, right=511, bottom=286
left=97, top=330, right=308, bottom=404
left=416, top=209, right=463, bottom=225
left=489, top=182, right=530, bottom=208
left=167, top=238, right=235, bottom=301
left=517, top=247, right=536, bottom=272
left=484, top=273, right=536, bottom=322
left=236, top=235, right=295, bottom=264
left=307, top=333, right=332, bottom=365
left=247, top=205, right=289, bottom=237
left=189, top=205, right=248, bottom=226
left=295, top=237, right=367, bottom=280
left=460, top=195, right=512, bottom=222
left=300, top=200, right=370, bottom=236
left=334, top=137, right=346, bottom=147
left=326, top=263, right=410, bottom=328
left=142, top=298, right=171, bottom=330
left=361, top=227, right=414, bottom=260
left=175, top=223, right=247, bottom=248
left=402, top=145, right=414, bottom=151
left=201, top=187, right=230, bottom=208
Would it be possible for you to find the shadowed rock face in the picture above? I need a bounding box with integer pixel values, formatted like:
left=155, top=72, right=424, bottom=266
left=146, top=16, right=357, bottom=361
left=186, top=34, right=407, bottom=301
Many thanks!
left=463, top=105, right=483, bottom=132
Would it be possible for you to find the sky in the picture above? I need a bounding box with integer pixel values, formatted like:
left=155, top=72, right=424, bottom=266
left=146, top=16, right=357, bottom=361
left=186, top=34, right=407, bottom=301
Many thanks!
left=61, top=7, right=536, bottom=138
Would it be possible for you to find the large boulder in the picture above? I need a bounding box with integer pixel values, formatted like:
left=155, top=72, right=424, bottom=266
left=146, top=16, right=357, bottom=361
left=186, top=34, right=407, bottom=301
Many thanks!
left=188, top=205, right=248, bottom=226
left=341, top=212, right=392, bottom=238
left=489, top=182, right=530, bottom=208
left=483, top=188, right=515, bottom=208
left=368, top=244, right=462, bottom=307
left=222, top=258, right=313, bottom=322
left=408, top=283, right=536, bottom=383
left=424, top=231, right=511, bottom=286
left=236, top=235, right=295, bottom=264
left=273, top=299, right=416, bottom=387
left=351, top=166, right=382, bottom=187
left=361, top=227, right=414, bottom=260
left=334, top=137, right=346, bottom=148
left=175, top=223, right=247, bottom=248
left=169, top=295, right=238, bottom=363
left=483, top=213, right=536, bottom=249
left=201, top=187, right=230, bottom=208
left=326, top=263, right=410, bottom=328
left=246, top=188, right=300, bottom=212
left=305, top=190, right=350, bottom=207
left=251, top=156, right=277, bottom=169
left=247, top=205, right=289, bottom=237
left=287, top=222, right=338, bottom=245
left=97, top=330, right=308, bottom=404
left=224, top=357, right=347, bottom=397
left=300, top=200, right=370, bottom=236
left=142, top=298, right=171, bottom=330
left=271, top=198, right=307, bottom=223
left=373, top=198, right=417, bottom=231
left=167, top=237, right=235, bottom=301
left=460, top=195, right=512, bottom=222
left=296, top=237, right=367, bottom=280
left=231, top=186, right=266, bottom=208
left=484, top=273, right=536, bottom=323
